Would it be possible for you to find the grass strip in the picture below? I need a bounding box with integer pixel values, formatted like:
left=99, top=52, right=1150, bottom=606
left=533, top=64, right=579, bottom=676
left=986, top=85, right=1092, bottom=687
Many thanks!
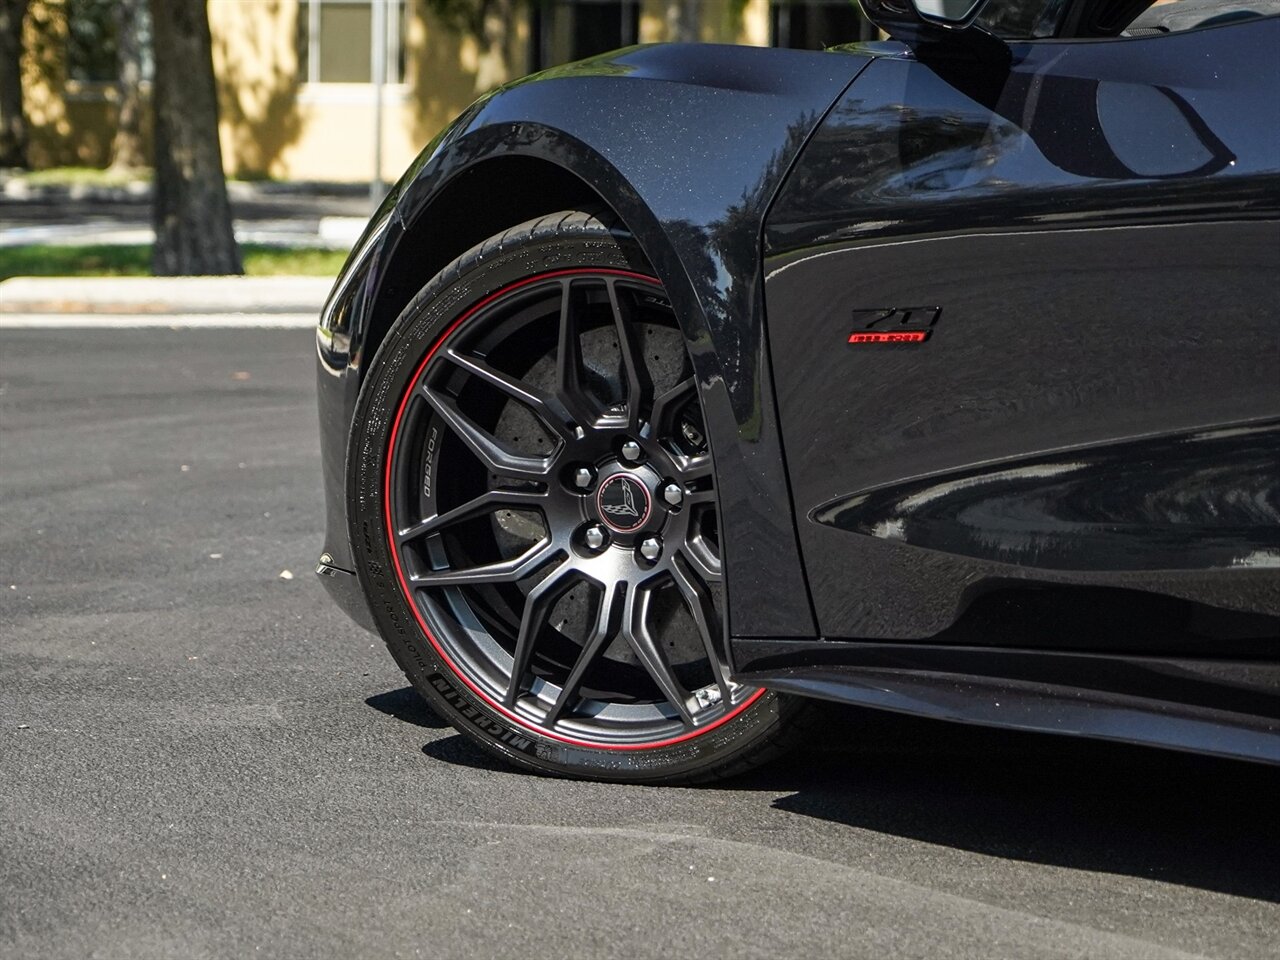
left=0, top=244, right=346, bottom=281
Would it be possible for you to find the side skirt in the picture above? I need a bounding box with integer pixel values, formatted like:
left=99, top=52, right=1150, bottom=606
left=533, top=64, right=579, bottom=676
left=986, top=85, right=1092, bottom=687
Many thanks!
left=733, top=639, right=1280, bottom=765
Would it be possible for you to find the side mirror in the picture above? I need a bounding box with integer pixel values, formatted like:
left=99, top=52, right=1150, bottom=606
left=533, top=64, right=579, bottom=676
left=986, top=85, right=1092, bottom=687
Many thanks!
left=914, top=0, right=990, bottom=25
left=860, top=0, right=1008, bottom=63
left=859, top=0, right=1004, bottom=48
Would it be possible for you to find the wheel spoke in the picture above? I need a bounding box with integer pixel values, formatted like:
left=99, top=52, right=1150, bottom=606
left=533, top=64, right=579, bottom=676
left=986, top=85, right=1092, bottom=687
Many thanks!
left=606, top=279, right=653, bottom=432
left=410, top=541, right=562, bottom=587
left=441, top=348, right=578, bottom=440
left=396, top=488, right=546, bottom=544
left=420, top=385, right=554, bottom=481
left=505, top=562, right=580, bottom=707
left=649, top=376, right=695, bottom=439
left=543, top=579, right=622, bottom=726
left=679, top=541, right=722, bottom=584
left=555, top=280, right=597, bottom=425
left=676, top=453, right=713, bottom=482
left=621, top=580, right=695, bottom=726
left=670, top=558, right=733, bottom=709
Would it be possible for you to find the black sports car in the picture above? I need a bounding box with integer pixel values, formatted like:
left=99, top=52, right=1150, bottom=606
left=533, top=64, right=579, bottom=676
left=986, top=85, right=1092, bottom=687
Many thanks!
left=315, top=0, right=1280, bottom=781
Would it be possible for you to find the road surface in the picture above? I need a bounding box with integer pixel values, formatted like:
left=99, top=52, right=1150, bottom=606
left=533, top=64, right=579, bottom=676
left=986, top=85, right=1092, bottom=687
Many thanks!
left=2, top=327, right=1277, bottom=959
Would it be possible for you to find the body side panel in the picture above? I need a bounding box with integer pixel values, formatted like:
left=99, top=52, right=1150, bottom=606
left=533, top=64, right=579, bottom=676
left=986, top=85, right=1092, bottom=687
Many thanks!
left=762, top=23, right=1280, bottom=640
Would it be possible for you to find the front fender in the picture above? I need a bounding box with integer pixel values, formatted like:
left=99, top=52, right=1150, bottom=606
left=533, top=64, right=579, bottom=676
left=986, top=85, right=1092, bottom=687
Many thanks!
left=318, top=42, right=871, bottom=639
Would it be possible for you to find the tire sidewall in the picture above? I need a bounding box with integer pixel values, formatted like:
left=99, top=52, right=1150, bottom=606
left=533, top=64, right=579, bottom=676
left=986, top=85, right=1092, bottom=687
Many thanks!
left=347, top=224, right=786, bottom=782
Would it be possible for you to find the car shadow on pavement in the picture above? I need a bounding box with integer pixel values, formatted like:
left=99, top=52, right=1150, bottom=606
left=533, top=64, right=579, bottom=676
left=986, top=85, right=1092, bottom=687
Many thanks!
left=365, top=687, right=525, bottom=772
left=742, top=704, right=1280, bottom=904
left=370, top=688, right=1279, bottom=903
left=365, top=686, right=452, bottom=729
left=420, top=735, right=515, bottom=773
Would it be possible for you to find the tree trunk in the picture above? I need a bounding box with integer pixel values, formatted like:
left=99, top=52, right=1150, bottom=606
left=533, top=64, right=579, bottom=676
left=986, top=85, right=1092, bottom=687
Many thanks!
left=0, top=0, right=30, bottom=168
left=147, top=0, right=241, bottom=275
left=109, top=0, right=147, bottom=171
left=666, top=0, right=698, bottom=42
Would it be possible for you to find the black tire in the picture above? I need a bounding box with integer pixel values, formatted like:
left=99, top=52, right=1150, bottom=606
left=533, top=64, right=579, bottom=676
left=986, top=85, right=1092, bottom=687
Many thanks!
left=347, top=209, right=809, bottom=783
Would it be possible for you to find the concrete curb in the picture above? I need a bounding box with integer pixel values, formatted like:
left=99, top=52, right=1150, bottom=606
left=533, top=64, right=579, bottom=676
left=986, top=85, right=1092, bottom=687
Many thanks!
left=0, top=275, right=331, bottom=316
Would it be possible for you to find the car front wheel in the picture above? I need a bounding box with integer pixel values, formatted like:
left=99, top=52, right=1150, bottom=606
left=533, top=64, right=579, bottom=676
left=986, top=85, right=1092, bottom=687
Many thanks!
left=347, top=210, right=809, bottom=782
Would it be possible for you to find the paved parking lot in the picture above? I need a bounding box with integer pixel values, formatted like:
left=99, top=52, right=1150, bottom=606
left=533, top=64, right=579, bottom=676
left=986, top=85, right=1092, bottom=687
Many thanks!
left=2, top=327, right=1278, bottom=959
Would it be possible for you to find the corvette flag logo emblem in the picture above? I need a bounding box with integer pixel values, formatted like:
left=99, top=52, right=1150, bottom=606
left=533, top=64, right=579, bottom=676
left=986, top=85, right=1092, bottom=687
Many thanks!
left=597, top=475, right=650, bottom=532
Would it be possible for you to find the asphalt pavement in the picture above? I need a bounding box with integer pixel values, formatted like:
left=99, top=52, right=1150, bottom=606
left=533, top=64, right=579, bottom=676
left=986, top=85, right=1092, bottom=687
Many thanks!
left=2, top=326, right=1278, bottom=959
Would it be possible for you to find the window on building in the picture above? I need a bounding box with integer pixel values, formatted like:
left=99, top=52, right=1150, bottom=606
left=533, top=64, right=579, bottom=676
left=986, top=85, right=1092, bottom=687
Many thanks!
left=298, top=0, right=407, bottom=84
left=530, top=0, right=641, bottom=71
left=65, top=0, right=154, bottom=84
left=771, top=0, right=876, bottom=49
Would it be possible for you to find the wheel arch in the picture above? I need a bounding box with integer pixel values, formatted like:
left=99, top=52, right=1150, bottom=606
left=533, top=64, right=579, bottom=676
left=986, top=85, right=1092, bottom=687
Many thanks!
left=361, top=155, right=627, bottom=377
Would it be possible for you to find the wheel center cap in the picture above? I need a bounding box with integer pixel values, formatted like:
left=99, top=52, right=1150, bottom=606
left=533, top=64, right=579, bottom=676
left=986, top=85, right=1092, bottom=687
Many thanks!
left=595, top=473, right=652, bottom=533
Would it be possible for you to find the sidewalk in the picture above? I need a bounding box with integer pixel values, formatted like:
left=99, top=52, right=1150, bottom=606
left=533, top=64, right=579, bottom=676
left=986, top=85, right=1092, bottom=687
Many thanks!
left=0, top=216, right=366, bottom=250
left=0, top=275, right=329, bottom=328
left=0, top=174, right=371, bottom=205
left=0, top=175, right=373, bottom=250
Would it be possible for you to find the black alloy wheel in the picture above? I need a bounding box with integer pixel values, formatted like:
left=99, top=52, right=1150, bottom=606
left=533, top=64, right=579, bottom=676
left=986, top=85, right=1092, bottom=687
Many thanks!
left=349, top=210, right=808, bottom=782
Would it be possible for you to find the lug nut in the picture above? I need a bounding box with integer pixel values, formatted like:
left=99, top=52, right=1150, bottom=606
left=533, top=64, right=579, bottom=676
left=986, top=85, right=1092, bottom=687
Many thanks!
left=639, top=537, right=662, bottom=562
left=584, top=525, right=607, bottom=551
left=620, top=440, right=642, bottom=462
left=573, top=466, right=594, bottom=489
left=662, top=483, right=683, bottom=507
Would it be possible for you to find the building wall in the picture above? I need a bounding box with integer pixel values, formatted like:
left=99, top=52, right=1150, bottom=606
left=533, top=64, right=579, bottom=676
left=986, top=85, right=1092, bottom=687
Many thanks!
left=208, top=0, right=306, bottom=179
left=208, top=0, right=536, bottom=182
left=20, top=0, right=782, bottom=181
left=21, top=0, right=111, bottom=168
